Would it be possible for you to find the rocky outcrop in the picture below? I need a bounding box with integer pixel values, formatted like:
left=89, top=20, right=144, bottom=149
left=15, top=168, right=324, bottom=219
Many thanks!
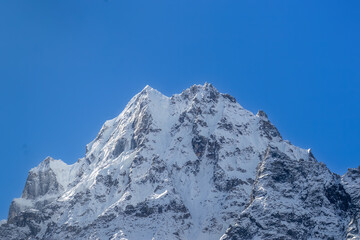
left=221, top=146, right=351, bottom=240
left=342, top=167, right=360, bottom=239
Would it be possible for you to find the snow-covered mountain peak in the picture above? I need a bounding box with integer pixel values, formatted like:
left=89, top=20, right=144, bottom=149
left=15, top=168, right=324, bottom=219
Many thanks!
left=1, top=84, right=359, bottom=240
left=142, top=84, right=155, bottom=91
left=177, top=83, right=221, bottom=102
left=137, top=84, right=166, bottom=99
left=30, top=156, right=68, bottom=173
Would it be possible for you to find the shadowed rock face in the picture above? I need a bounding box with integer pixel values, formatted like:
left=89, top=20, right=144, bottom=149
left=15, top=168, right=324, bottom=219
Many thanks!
left=256, top=110, right=282, bottom=141
left=192, top=135, right=208, bottom=158
left=22, top=169, right=60, bottom=200
left=0, top=84, right=359, bottom=240
left=112, top=138, right=126, bottom=158
left=221, top=146, right=352, bottom=240
left=342, top=167, right=360, bottom=239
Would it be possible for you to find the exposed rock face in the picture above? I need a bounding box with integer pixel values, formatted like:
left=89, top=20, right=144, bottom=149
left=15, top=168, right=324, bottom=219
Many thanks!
left=21, top=157, right=62, bottom=200
left=0, top=83, right=358, bottom=240
left=342, top=167, right=360, bottom=239
left=220, top=147, right=351, bottom=240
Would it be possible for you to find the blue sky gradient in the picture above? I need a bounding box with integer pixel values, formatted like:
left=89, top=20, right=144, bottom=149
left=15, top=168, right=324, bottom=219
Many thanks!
left=0, top=0, right=359, bottom=220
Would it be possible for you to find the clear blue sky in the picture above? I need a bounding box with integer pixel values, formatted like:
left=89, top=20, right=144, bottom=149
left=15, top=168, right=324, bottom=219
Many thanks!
left=0, top=0, right=359, bottom=220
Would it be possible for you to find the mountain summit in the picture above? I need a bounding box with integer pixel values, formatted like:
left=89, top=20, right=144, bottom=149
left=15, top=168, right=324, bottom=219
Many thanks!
left=1, top=84, right=359, bottom=240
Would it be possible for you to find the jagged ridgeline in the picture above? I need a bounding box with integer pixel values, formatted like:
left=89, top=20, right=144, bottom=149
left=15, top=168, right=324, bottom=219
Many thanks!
left=1, top=83, right=359, bottom=240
